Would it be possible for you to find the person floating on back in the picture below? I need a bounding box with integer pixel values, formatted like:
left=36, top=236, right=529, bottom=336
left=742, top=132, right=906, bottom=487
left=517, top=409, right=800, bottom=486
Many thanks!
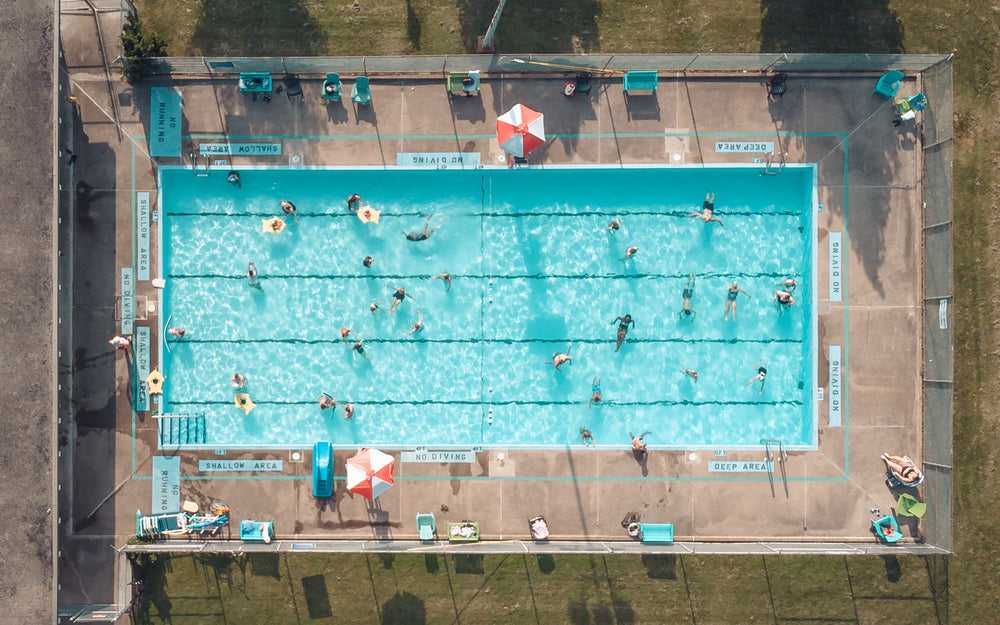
left=724, top=281, right=749, bottom=321
left=387, top=285, right=414, bottom=315
left=403, top=311, right=424, bottom=335
left=589, top=377, right=602, bottom=408
left=686, top=192, right=723, bottom=226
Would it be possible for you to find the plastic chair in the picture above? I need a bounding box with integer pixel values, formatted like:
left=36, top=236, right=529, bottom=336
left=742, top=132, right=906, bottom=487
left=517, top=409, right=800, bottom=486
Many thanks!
left=282, top=74, right=303, bottom=100
left=351, top=76, right=371, bottom=105
left=873, top=70, right=904, bottom=99
left=575, top=72, right=592, bottom=95
left=872, top=515, right=902, bottom=543
left=415, top=512, right=436, bottom=541
left=323, top=73, right=342, bottom=101
left=767, top=73, right=787, bottom=99
left=896, top=493, right=927, bottom=518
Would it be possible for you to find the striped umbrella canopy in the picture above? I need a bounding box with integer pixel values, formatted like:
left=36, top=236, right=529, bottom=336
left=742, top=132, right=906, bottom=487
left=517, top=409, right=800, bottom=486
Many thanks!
left=496, top=103, right=545, bottom=158
left=346, top=448, right=395, bottom=501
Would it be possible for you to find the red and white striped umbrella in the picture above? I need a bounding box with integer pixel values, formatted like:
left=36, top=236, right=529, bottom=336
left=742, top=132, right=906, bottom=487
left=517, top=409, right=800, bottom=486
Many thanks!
left=497, top=103, right=545, bottom=158
left=346, top=448, right=395, bottom=501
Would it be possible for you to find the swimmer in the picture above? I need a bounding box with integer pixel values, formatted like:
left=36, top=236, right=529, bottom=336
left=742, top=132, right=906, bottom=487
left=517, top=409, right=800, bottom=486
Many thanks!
left=773, top=289, right=795, bottom=311
left=581, top=428, right=595, bottom=446
left=724, top=281, right=750, bottom=321
left=339, top=327, right=354, bottom=342
left=680, top=369, right=699, bottom=383
left=168, top=327, right=186, bottom=338
left=403, top=311, right=424, bottom=335
left=623, top=246, right=639, bottom=260
left=279, top=199, right=298, bottom=222
left=680, top=273, right=697, bottom=321
left=546, top=345, right=572, bottom=371
left=612, top=314, right=634, bottom=353
left=405, top=215, right=438, bottom=241
left=318, top=393, right=336, bottom=410
left=608, top=218, right=621, bottom=233
left=363, top=256, right=374, bottom=269
left=686, top=192, right=724, bottom=226
left=744, top=366, right=767, bottom=395
left=433, top=273, right=452, bottom=292
left=387, top=285, right=414, bottom=315
left=350, top=340, right=371, bottom=362
left=347, top=194, right=362, bottom=212
left=231, top=373, right=245, bottom=390
left=589, top=377, right=602, bottom=408
left=783, top=278, right=797, bottom=293
left=227, top=171, right=241, bottom=188
left=370, top=301, right=384, bottom=315
left=246, top=261, right=261, bottom=289
left=344, top=403, right=354, bottom=420
left=630, top=430, right=651, bottom=454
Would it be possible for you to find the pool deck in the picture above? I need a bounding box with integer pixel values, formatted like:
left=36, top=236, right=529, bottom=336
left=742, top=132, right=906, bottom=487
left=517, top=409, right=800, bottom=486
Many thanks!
left=59, top=25, right=935, bottom=608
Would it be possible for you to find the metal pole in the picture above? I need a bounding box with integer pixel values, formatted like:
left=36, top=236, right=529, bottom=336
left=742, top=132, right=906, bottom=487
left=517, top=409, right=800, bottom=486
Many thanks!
left=480, top=0, right=508, bottom=50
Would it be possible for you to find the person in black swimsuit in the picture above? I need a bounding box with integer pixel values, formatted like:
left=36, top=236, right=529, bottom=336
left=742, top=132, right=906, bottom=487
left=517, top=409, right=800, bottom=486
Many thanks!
left=686, top=192, right=723, bottom=226
left=387, top=285, right=414, bottom=315
left=405, top=215, right=438, bottom=241
left=724, top=281, right=749, bottom=321
left=613, top=314, right=635, bottom=352
left=744, top=366, right=767, bottom=395
left=680, top=273, right=697, bottom=321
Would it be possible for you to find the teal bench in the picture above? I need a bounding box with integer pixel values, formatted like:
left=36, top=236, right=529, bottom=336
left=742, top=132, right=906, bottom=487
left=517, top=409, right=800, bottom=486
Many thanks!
left=638, top=522, right=674, bottom=543
left=238, top=72, right=272, bottom=93
left=623, top=71, right=658, bottom=93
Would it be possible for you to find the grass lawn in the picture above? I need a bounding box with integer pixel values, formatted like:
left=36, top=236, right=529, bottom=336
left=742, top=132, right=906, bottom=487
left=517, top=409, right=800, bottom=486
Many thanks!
left=131, top=0, right=998, bottom=622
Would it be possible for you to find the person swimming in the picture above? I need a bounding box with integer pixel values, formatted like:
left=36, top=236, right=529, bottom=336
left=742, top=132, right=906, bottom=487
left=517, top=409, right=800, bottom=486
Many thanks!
left=350, top=340, right=370, bottom=362
left=227, top=171, right=241, bottom=188
left=246, top=261, right=261, bottom=289
left=405, top=215, right=438, bottom=241
left=680, top=369, right=698, bottom=383
left=680, top=273, right=697, bottom=321
left=433, top=273, right=452, bottom=292
left=686, top=191, right=723, bottom=225
left=546, top=345, right=572, bottom=371
left=318, top=393, right=336, bottom=410
left=744, top=366, right=767, bottom=394
left=581, top=428, right=595, bottom=446
left=724, top=281, right=749, bottom=321
left=387, top=285, right=414, bottom=315
left=403, top=311, right=424, bottom=335
left=608, top=218, right=621, bottom=233
left=370, top=301, right=384, bottom=315
left=612, top=314, right=634, bottom=352
left=279, top=199, right=298, bottom=222
left=623, top=246, right=638, bottom=260
left=589, top=377, right=602, bottom=408
left=347, top=194, right=362, bottom=211
left=363, top=256, right=374, bottom=269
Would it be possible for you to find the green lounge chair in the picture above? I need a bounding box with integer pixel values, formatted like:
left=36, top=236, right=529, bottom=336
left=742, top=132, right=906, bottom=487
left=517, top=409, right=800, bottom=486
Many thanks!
left=623, top=70, right=658, bottom=94
left=351, top=76, right=371, bottom=105
left=447, top=71, right=480, bottom=96
left=447, top=521, right=479, bottom=542
left=416, top=512, right=436, bottom=541
left=638, top=522, right=674, bottom=543
left=873, top=70, right=904, bottom=99
left=323, top=73, right=342, bottom=101
left=896, top=493, right=927, bottom=518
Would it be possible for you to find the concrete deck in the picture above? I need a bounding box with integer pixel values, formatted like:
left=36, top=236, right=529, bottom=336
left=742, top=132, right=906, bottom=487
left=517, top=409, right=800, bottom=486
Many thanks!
left=58, top=29, right=931, bottom=613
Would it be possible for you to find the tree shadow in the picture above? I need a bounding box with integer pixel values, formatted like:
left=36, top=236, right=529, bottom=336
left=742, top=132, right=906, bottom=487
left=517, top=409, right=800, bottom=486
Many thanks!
left=382, top=591, right=426, bottom=625
left=248, top=553, right=281, bottom=579
left=406, top=0, right=421, bottom=50
left=536, top=554, right=556, bottom=574
left=457, top=0, right=601, bottom=53
left=640, top=554, right=677, bottom=579
left=189, top=0, right=327, bottom=56
left=759, top=0, right=904, bottom=53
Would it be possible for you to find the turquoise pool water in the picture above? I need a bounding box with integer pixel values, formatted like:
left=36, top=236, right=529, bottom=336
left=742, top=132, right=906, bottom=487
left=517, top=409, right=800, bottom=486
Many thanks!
left=158, top=165, right=816, bottom=449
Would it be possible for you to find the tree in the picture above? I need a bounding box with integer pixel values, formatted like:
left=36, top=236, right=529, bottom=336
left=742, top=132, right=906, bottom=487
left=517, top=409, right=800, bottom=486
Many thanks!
left=120, top=11, right=167, bottom=83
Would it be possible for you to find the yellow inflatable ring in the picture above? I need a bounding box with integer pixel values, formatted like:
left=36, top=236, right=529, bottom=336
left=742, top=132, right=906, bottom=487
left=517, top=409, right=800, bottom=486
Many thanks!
left=146, top=369, right=164, bottom=394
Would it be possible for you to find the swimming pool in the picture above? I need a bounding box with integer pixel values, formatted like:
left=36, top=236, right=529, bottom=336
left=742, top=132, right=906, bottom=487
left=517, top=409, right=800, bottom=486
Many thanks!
left=157, top=165, right=817, bottom=449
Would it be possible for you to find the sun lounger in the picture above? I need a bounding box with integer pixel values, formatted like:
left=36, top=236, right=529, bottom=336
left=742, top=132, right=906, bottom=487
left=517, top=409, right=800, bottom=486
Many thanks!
left=416, top=512, right=436, bottom=541
left=529, top=516, right=550, bottom=540
left=872, top=515, right=902, bottom=543
left=447, top=521, right=480, bottom=542
left=351, top=76, right=372, bottom=105
left=238, top=72, right=272, bottom=93
left=638, top=522, right=674, bottom=544
left=135, top=509, right=187, bottom=539
left=447, top=71, right=480, bottom=96
left=240, top=520, right=273, bottom=543
left=623, top=71, right=657, bottom=94
left=873, top=70, right=904, bottom=99
left=323, top=73, right=343, bottom=101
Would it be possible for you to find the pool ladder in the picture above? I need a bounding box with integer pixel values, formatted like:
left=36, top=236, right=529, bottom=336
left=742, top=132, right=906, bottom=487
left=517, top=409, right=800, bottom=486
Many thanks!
left=762, top=438, right=788, bottom=498
left=760, top=151, right=786, bottom=176
left=156, top=414, right=207, bottom=446
left=189, top=152, right=211, bottom=177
